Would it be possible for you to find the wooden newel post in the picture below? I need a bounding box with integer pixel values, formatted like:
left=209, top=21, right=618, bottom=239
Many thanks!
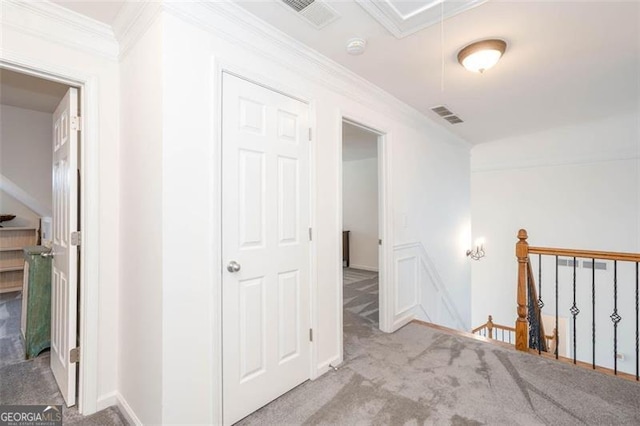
left=487, top=315, right=494, bottom=339
left=515, top=229, right=529, bottom=351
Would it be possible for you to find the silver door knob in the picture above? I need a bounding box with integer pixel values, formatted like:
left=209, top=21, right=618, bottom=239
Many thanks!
left=40, top=252, right=55, bottom=258
left=227, top=261, right=241, bottom=273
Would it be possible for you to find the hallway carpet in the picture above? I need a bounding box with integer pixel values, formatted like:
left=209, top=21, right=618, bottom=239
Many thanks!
left=0, top=292, right=127, bottom=425
left=343, top=268, right=379, bottom=327
left=238, top=310, right=640, bottom=424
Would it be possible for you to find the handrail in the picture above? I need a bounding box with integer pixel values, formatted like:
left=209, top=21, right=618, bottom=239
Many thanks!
left=515, top=228, right=640, bottom=381
left=472, top=315, right=515, bottom=334
left=473, top=314, right=554, bottom=345
left=528, top=246, right=640, bottom=262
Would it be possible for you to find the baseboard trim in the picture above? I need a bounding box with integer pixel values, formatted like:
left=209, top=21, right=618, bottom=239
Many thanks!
left=95, top=391, right=117, bottom=412
left=348, top=264, right=379, bottom=272
left=316, top=355, right=342, bottom=378
left=392, top=311, right=415, bottom=331
left=116, top=392, right=143, bottom=426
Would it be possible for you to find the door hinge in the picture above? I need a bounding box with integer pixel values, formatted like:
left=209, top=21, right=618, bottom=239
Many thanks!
left=309, top=329, right=313, bottom=342
left=309, top=228, right=313, bottom=241
left=71, top=231, right=81, bottom=246
left=308, top=128, right=312, bottom=141
left=71, top=115, right=82, bottom=131
left=378, top=239, right=382, bottom=246
left=70, top=347, right=80, bottom=363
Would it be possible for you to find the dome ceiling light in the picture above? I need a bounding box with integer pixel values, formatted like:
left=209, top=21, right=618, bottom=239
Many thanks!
left=457, top=39, right=507, bottom=73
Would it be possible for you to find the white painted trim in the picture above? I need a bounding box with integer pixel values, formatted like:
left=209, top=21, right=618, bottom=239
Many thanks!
left=0, top=174, right=52, bottom=217
left=471, top=148, right=640, bottom=173
left=316, top=355, right=342, bottom=374
left=96, top=391, right=117, bottom=412
left=392, top=312, right=416, bottom=330
left=348, top=264, right=379, bottom=272
left=339, top=113, right=394, bottom=334
left=394, top=255, right=419, bottom=315
left=1, top=0, right=118, bottom=60
left=112, top=0, right=163, bottom=60
left=147, top=0, right=469, bottom=151
left=308, top=99, right=320, bottom=380
left=0, top=53, right=100, bottom=415
left=394, top=242, right=467, bottom=330
left=378, top=130, right=394, bottom=333
left=116, top=392, right=143, bottom=426
left=211, top=58, right=224, bottom=426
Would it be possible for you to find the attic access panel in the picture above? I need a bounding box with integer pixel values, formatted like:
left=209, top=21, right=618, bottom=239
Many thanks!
left=357, top=0, right=488, bottom=38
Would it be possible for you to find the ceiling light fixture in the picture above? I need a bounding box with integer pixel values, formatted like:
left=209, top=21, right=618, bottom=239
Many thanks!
left=457, top=39, right=507, bottom=73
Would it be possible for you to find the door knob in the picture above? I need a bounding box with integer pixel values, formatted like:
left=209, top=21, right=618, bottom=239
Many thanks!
left=40, top=252, right=55, bottom=258
left=227, top=261, right=241, bottom=273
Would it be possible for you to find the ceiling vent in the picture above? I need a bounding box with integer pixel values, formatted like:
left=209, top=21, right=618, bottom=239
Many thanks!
left=280, top=0, right=339, bottom=29
left=430, top=105, right=465, bottom=125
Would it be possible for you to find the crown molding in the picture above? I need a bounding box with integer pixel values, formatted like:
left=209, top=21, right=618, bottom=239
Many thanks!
left=471, top=146, right=640, bottom=173
left=107, top=0, right=470, bottom=150
left=112, top=0, right=163, bottom=60
left=0, top=0, right=118, bottom=60
left=159, top=0, right=470, bottom=150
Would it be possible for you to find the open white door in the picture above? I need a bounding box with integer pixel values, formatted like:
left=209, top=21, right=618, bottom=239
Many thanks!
left=51, top=87, right=79, bottom=407
left=222, top=73, right=311, bottom=425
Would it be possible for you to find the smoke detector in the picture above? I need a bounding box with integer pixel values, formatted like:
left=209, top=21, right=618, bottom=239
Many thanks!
left=346, top=38, right=367, bottom=55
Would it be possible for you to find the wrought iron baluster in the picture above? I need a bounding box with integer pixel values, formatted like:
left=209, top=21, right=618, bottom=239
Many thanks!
left=538, top=254, right=544, bottom=311
left=611, top=261, right=621, bottom=375
left=592, top=258, right=595, bottom=370
left=556, top=255, right=558, bottom=359
left=537, top=255, right=543, bottom=355
left=570, top=257, right=580, bottom=364
left=527, top=262, right=541, bottom=351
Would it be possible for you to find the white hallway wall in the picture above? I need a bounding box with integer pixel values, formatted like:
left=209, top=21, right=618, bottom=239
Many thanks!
left=343, top=156, right=379, bottom=271
left=118, top=15, right=164, bottom=425
left=471, top=112, right=640, bottom=370
left=0, top=192, right=39, bottom=227
left=113, top=4, right=471, bottom=423
left=0, top=104, right=52, bottom=226
left=1, top=7, right=120, bottom=414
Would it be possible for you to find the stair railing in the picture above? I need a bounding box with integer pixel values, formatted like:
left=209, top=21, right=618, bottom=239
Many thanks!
left=473, top=314, right=555, bottom=347
left=515, top=229, right=640, bottom=381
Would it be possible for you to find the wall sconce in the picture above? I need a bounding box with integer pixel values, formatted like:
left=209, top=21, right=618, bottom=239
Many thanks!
left=466, top=238, right=485, bottom=260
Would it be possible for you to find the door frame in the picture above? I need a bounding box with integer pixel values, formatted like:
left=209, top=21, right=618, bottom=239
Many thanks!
left=0, top=56, right=100, bottom=414
left=338, top=115, right=393, bottom=336
left=213, top=65, right=317, bottom=425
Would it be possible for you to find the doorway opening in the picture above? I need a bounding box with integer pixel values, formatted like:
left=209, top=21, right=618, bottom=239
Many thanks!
left=341, top=119, right=385, bottom=334
left=0, top=67, right=82, bottom=408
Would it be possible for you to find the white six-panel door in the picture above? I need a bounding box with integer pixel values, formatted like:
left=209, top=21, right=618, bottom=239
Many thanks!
left=51, top=87, right=79, bottom=406
left=222, top=73, right=311, bottom=425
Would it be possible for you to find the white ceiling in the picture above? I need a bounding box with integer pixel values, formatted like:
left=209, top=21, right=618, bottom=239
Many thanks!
left=343, top=122, right=378, bottom=161
left=47, top=0, right=639, bottom=146
left=0, top=69, right=69, bottom=113
left=238, top=0, right=640, bottom=145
